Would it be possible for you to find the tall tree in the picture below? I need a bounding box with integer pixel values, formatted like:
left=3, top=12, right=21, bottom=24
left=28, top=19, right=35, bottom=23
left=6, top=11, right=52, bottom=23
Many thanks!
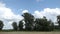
left=12, top=22, right=17, bottom=30
left=0, top=20, right=4, bottom=30
left=22, top=13, right=34, bottom=30
left=19, top=20, right=23, bottom=30
left=57, top=15, right=60, bottom=26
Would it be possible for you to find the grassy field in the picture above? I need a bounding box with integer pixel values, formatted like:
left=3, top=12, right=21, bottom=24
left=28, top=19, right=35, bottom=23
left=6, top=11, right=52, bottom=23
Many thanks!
left=0, top=32, right=60, bottom=34
left=0, top=29, right=60, bottom=32
left=0, top=29, right=60, bottom=34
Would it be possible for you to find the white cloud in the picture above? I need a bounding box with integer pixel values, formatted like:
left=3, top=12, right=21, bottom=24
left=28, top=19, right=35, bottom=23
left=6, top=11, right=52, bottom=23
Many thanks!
left=0, top=2, right=6, bottom=7
left=33, top=10, right=44, bottom=18
left=0, top=2, right=24, bottom=29
left=22, top=10, right=28, bottom=14
left=33, top=8, right=60, bottom=24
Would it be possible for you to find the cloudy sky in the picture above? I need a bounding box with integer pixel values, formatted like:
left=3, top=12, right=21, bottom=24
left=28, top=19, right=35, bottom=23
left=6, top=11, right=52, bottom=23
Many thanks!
left=0, top=0, right=60, bottom=29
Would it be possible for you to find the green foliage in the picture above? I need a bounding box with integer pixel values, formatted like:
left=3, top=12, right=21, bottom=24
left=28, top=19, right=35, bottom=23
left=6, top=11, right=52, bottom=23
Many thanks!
left=11, top=13, right=55, bottom=31
left=0, top=20, right=4, bottom=30
left=34, top=17, right=54, bottom=31
left=12, top=22, right=17, bottom=30
left=22, top=13, right=34, bottom=23
left=19, top=20, right=23, bottom=30
left=22, top=13, right=34, bottom=31
left=57, top=15, right=60, bottom=26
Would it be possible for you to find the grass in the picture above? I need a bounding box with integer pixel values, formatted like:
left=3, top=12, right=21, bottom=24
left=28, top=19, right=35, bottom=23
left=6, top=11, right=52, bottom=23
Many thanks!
left=0, top=29, right=60, bottom=32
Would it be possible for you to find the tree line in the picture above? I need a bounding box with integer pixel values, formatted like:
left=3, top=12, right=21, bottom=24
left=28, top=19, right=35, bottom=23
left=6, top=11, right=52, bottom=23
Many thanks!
left=0, top=12, right=60, bottom=31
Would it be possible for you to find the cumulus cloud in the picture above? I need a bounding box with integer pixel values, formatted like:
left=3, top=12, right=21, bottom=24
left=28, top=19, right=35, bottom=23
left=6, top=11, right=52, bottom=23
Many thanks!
left=33, top=8, right=60, bottom=25
left=22, top=10, right=28, bottom=14
left=0, top=2, right=24, bottom=29
left=0, top=2, right=6, bottom=7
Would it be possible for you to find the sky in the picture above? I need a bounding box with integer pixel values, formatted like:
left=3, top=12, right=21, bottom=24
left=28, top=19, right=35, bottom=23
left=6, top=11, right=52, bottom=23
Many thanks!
left=0, top=0, right=60, bottom=29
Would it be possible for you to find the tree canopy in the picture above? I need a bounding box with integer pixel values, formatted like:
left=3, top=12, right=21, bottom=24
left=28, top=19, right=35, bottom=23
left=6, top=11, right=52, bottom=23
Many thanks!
left=12, top=22, right=17, bottom=30
left=22, top=13, right=35, bottom=30
left=0, top=20, right=4, bottom=30
left=10, top=12, right=55, bottom=31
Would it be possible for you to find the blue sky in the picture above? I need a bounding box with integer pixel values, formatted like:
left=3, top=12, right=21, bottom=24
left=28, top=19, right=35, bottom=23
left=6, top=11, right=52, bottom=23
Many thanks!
left=0, top=0, right=60, bottom=29
left=1, top=0, right=60, bottom=14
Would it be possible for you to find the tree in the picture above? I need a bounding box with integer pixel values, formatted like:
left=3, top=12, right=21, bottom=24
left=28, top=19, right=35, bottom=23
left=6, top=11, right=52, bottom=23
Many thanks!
left=0, top=20, right=4, bottom=30
left=19, top=20, right=23, bottom=30
left=46, top=20, right=54, bottom=31
left=50, top=23, right=54, bottom=31
left=12, top=22, right=17, bottom=30
left=22, top=13, right=34, bottom=31
left=34, top=16, right=54, bottom=31
left=57, top=15, right=60, bottom=26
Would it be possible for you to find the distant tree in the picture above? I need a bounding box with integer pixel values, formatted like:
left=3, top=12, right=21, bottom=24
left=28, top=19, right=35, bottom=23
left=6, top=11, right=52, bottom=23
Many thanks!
left=0, top=20, right=4, bottom=30
left=19, top=20, right=23, bottom=30
left=12, top=22, right=17, bottom=30
left=57, top=15, right=60, bottom=26
left=21, top=12, right=54, bottom=31
left=46, top=20, right=54, bottom=31
left=50, top=23, right=54, bottom=31
left=34, top=16, right=54, bottom=31
left=22, top=13, right=34, bottom=31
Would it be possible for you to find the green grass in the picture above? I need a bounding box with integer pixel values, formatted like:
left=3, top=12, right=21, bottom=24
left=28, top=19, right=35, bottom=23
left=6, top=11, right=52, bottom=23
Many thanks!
left=0, top=29, right=60, bottom=32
